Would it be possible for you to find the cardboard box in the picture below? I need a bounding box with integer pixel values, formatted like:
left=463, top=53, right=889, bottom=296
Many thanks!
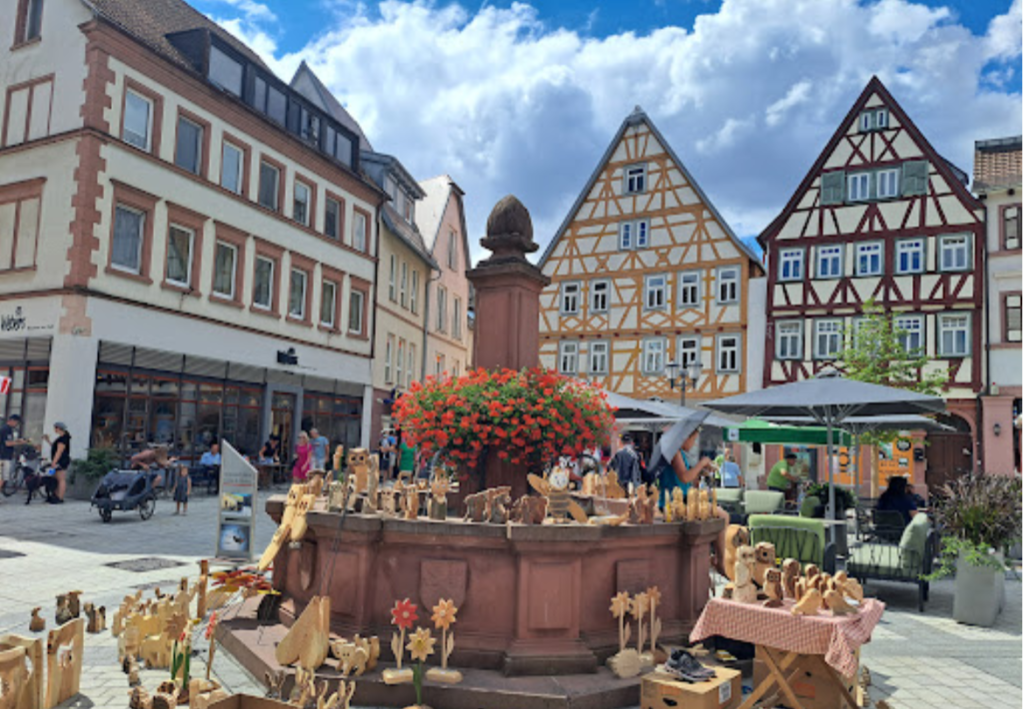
left=753, top=647, right=860, bottom=709
left=641, top=667, right=742, bottom=709
left=208, top=695, right=292, bottom=709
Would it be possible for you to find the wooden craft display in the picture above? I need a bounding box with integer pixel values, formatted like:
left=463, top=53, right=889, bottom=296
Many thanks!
left=510, top=494, right=547, bottom=525
left=0, top=633, right=44, bottom=709
left=43, top=618, right=84, bottom=709
left=723, top=526, right=750, bottom=583
left=763, top=569, right=784, bottom=607
left=646, top=586, right=662, bottom=665
left=28, top=610, right=44, bottom=634
left=382, top=600, right=417, bottom=685
left=187, top=678, right=228, bottom=709
left=275, top=597, right=330, bottom=670
left=527, top=469, right=587, bottom=524
left=753, top=542, right=775, bottom=588
left=84, top=603, right=106, bottom=634
left=425, top=599, right=461, bottom=684
left=427, top=477, right=450, bottom=520
left=329, top=635, right=378, bottom=677
left=725, top=546, right=758, bottom=604
left=605, top=592, right=639, bottom=678
left=196, top=560, right=209, bottom=620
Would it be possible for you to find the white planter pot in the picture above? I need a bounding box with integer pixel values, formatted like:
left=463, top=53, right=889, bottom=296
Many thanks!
left=953, top=551, right=1003, bottom=627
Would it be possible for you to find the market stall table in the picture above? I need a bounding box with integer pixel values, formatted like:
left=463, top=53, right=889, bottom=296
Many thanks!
left=690, top=597, right=884, bottom=709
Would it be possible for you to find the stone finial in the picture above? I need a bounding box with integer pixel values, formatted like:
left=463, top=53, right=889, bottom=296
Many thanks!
left=480, top=195, right=538, bottom=263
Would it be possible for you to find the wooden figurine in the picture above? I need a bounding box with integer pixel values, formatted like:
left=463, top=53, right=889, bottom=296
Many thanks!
left=364, top=455, right=380, bottom=513
left=53, top=597, right=72, bottom=627
left=732, top=546, right=758, bottom=604
left=401, top=485, right=419, bottom=520
left=128, top=686, right=152, bottom=709
left=127, top=657, right=140, bottom=686
left=151, top=680, right=177, bottom=709
left=288, top=494, right=316, bottom=543
left=804, top=563, right=821, bottom=580
left=382, top=599, right=416, bottom=685
left=196, top=560, right=209, bottom=620
left=330, top=639, right=368, bottom=678
left=697, top=489, right=710, bottom=521
left=327, top=481, right=347, bottom=513
left=753, top=541, right=776, bottom=588
left=685, top=487, right=699, bottom=522
left=670, top=488, right=687, bottom=522
left=29, top=609, right=44, bottom=633
left=326, top=681, right=355, bottom=709
left=462, top=490, right=490, bottom=523
left=527, top=468, right=587, bottom=524
left=44, top=618, right=84, bottom=709
left=510, top=494, right=547, bottom=525
left=346, top=449, right=370, bottom=496
left=646, top=586, right=662, bottom=664
left=792, top=588, right=823, bottom=616
left=424, top=599, right=461, bottom=684
left=66, top=592, right=82, bottom=620
left=0, top=633, right=44, bottom=709
left=605, top=592, right=639, bottom=678
left=276, top=596, right=330, bottom=670
left=427, top=476, right=450, bottom=520
left=264, top=670, right=286, bottom=701
left=723, top=526, right=750, bottom=582
left=487, top=487, right=512, bottom=524
left=604, top=470, right=627, bottom=499
left=824, top=590, right=858, bottom=616
left=84, top=604, right=106, bottom=634
left=781, top=558, right=801, bottom=599
left=257, top=484, right=306, bottom=572
left=763, top=569, right=784, bottom=607
left=835, top=571, right=864, bottom=602
left=332, top=445, right=345, bottom=476
left=631, top=485, right=655, bottom=524
left=188, top=678, right=228, bottom=709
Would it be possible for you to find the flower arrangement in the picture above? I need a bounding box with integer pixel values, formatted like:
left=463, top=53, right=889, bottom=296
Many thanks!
left=393, top=367, right=616, bottom=469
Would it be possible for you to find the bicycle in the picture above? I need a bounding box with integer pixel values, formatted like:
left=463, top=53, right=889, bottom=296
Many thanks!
left=1, top=448, right=42, bottom=497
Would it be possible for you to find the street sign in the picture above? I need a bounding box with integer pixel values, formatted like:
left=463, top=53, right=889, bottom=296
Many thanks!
left=216, top=440, right=258, bottom=561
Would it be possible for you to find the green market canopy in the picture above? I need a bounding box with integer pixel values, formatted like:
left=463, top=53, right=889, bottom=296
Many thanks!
left=723, top=418, right=853, bottom=447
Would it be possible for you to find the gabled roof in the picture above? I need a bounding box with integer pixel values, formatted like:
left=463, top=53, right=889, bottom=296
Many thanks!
left=361, top=151, right=426, bottom=199
left=290, top=61, right=373, bottom=153
left=381, top=204, right=438, bottom=270
left=758, top=76, right=983, bottom=248
left=417, top=175, right=468, bottom=254
left=85, top=0, right=269, bottom=73
left=973, top=135, right=1022, bottom=191
left=538, top=106, right=762, bottom=271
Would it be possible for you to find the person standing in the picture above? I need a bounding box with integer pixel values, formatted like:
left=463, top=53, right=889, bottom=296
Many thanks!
left=309, top=428, right=329, bottom=471
left=396, top=429, right=417, bottom=479
left=378, top=429, right=396, bottom=481
left=173, top=465, right=192, bottom=515
left=767, top=451, right=800, bottom=494
left=292, top=431, right=312, bottom=482
left=0, top=414, right=28, bottom=485
left=42, top=422, right=71, bottom=504
left=716, top=449, right=744, bottom=489
left=609, top=433, right=642, bottom=489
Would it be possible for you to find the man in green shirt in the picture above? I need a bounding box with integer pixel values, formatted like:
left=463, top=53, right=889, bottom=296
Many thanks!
left=767, top=452, right=800, bottom=493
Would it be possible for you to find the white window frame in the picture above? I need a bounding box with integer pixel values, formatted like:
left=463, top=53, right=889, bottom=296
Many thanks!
left=589, top=341, right=609, bottom=374
left=938, top=313, right=971, bottom=357
left=636, top=220, right=649, bottom=248
left=258, top=161, right=280, bottom=211
left=558, top=341, right=579, bottom=375
left=619, top=219, right=649, bottom=250
left=388, top=254, right=397, bottom=302
left=111, top=204, right=145, bottom=274
left=847, top=172, right=871, bottom=202
left=453, top=297, right=463, bottom=340
left=447, top=230, right=457, bottom=270
left=716, top=334, right=740, bottom=373
left=856, top=241, right=884, bottom=276
left=123, top=89, right=153, bottom=151
left=293, top=180, right=311, bottom=226
left=816, top=245, right=843, bottom=279
left=716, top=267, right=740, bottom=304
left=411, top=270, right=419, bottom=314
left=175, top=115, right=203, bottom=175
left=939, top=234, right=971, bottom=272
left=212, top=241, right=237, bottom=299
left=624, top=164, right=647, bottom=194
left=253, top=255, right=275, bottom=310
left=436, top=286, right=448, bottom=332
left=352, top=211, right=367, bottom=252
left=220, top=141, right=244, bottom=194
left=384, top=335, right=394, bottom=385
left=642, top=338, right=666, bottom=375
left=678, top=270, right=701, bottom=307
left=288, top=268, right=307, bottom=320
left=400, top=261, right=408, bottom=308
left=814, top=319, right=843, bottom=360
left=324, top=197, right=340, bottom=240
left=165, top=224, right=194, bottom=288
left=320, top=279, right=337, bottom=328
left=894, top=314, right=924, bottom=354
left=1005, top=295, right=1022, bottom=343
left=560, top=281, right=581, bottom=315
left=396, top=339, right=405, bottom=386
left=895, top=238, right=924, bottom=274
left=779, top=248, right=804, bottom=282
left=348, top=288, right=365, bottom=335
left=876, top=168, right=900, bottom=199
left=619, top=221, right=633, bottom=250
left=678, top=336, right=700, bottom=368
left=644, top=274, right=667, bottom=311
left=590, top=279, right=610, bottom=313
left=407, top=344, right=417, bottom=387
left=874, top=108, right=888, bottom=129
left=775, top=320, right=803, bottom=360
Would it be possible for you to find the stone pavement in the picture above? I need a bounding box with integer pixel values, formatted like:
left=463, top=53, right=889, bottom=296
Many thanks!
left=1, top=491, right=1021, bottom=709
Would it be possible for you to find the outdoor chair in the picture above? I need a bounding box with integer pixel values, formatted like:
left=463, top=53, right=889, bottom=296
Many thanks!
left=189, top=465, right=220, bottom=495
left=716, top=488, right=745, bottom=523
left=799, top=495, right=823, bottom=518
left=846, top=513, right=935, bottom=612
left=747, top=514, right=836, bottom=574
left=742, top=490, right=785, bottom=520
left=866, top=509, right=908, bottom=544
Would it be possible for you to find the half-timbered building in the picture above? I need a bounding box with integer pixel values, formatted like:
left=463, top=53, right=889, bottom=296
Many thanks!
left=759, top=77, right=986, bottom=485
left=538, top=107, right=763, bottom=403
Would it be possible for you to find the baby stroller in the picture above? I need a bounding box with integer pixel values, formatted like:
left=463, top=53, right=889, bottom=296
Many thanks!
left=91, top=469, right=158, bottom=522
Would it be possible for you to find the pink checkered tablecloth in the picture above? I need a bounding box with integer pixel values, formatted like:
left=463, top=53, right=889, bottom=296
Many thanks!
left=690, top=597, right=885, bottom=677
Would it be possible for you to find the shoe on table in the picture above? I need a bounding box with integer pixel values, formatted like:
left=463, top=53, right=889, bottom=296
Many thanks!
left=663, top=649, right=716, bottom=682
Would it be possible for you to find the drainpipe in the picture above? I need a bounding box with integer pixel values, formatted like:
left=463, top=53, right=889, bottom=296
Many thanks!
left=422, top=267, right=441, bottom=377
left=980, top=191, right=991, bottom=474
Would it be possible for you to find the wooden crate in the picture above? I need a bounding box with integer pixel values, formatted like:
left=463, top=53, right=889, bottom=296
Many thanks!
left=641, top=667, right=742, bottom=709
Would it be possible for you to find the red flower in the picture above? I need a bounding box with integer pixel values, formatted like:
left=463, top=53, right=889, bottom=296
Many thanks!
left=391, top=598, right=418, bottom=630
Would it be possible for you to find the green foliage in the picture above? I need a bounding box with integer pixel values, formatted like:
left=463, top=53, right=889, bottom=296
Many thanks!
left=806, top=482, right=856, bottom=511
left=837, top=299, right=947, bottom=445
left=71, top=447, right=119, bottom=481
left=925, top=472, right=1023, bottom=579
left=413, top=663, right=424, bottom=706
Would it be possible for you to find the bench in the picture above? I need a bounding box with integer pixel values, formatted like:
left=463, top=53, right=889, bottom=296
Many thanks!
left=847, top=513, right=935, bottom=612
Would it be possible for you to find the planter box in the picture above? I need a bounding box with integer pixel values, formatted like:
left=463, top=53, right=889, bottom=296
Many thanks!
left=65, top=468, right=99, bottom=501
left=953, top=552, right=1003, bottom=627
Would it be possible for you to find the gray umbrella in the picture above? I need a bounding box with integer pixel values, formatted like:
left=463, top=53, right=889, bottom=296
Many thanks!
left=648, top=410, right=710, bottom=473
left=704, top=370, right=945, bottom=533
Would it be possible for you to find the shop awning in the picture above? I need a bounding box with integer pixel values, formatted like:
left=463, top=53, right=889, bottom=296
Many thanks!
left=722, top=418, right=854, bottom=447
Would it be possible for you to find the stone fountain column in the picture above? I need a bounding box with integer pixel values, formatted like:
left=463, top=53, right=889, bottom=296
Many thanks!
left=466, top=196, right=550, bottom=499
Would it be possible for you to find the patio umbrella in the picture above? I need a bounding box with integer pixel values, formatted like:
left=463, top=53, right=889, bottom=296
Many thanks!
left=704, top=370, right=945, bottom=534
left=648, top=410, right=710, bottom=473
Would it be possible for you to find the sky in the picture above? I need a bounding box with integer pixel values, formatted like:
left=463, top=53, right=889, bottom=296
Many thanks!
left=193, top=0, right=1023, bottom=263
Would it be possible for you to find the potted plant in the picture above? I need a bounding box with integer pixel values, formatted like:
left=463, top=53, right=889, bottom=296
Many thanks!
left=805, top=482, right=856, bottom=517
left=926, top=473, right=1022, bottom=627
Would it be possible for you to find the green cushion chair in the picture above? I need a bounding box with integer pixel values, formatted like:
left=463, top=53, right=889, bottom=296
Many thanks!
left=747, top=514, right=836, bottom=575
left=800, top=495, right=822, bottom=518
left=847, top=513, right=935, bottom=611
left=743, top=490, right=785, bottom=516
left=716, top=487, right=745, bottom=524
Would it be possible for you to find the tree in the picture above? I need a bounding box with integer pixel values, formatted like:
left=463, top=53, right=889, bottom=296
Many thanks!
left=837, top=299, right=947, bottom=495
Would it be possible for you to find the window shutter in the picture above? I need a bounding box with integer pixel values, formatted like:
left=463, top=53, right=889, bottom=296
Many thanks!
left=820, top=172, right=845, bottom=205
left=902, top=160, right=929, bottom=196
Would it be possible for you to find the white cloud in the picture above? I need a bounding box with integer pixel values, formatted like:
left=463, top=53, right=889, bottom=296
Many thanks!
left=207, top=0, right=1022, bottom=263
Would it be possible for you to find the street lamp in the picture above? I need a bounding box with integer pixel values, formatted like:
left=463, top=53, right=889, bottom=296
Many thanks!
left=665, top=358, right=704, bottom=407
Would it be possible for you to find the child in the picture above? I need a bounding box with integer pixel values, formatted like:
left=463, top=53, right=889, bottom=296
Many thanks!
left=173, top=464, right=192, bottom=516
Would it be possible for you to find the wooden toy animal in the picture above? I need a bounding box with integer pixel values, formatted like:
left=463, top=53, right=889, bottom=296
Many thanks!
left=29, top=609, right=44, bottom=633
left=670, top=487, right=687, bottom=522
left=723, top=525, right=750, bottom=582
left=151, top=680, right=177, bottom=709
left=289, top=668, right=319, bottom=708
left=636, top=485, right=656, bottom=524
left=804, top=563, right=820, bottom=580
left=824, top=590, right=858, bottom=616
left=732, top=545, right=758, bottom=604
left=763, top=568, right=784, bottom=607
left=401, top=485, right=419, bottom=520
left=128, top=686, right=152, bottom=709
left=264, top=670, right=286, bottom=700
left=604, top=470, right=627, bottom=499
left=330, top=639, right=369, bottom=677
left=792, top=588, right=823, bottom=616
left=527, top=469, right=587, bottom=524
left=428, top=476, right=451, bottom=520
left=84, top=603, right=106, bottom=634
left=488, top=486, right=512, bottom=524
left=686, top=487, right=699, bottom=522
left=346, top=448, right=370, bottom=495
left=463, top=490, right=490, bottom=523
left=781, top=558, right=801, bottom=599
left=189, top=678, right=229, bottom=709
left=44, top=618, right=84, bottom=709
left=511, top=494, right=547, bottom=525
left=698, top=489, right=710, bottom=521
left=53, top=597, right=73, bottom=627
left=753, top=541, right=776, bottom=587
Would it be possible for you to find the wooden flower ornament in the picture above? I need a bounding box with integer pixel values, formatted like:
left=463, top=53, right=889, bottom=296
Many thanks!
left=426, top=598, right=462, bottom=684
left=383, top=599, right=417, bottom=685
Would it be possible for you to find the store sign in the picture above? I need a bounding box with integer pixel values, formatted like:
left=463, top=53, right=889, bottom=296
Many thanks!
left=0, top=376, right=11, bottom=395
left=0, top=302, right=57, bottom=338
left=216, top=440, right=258, bottom=561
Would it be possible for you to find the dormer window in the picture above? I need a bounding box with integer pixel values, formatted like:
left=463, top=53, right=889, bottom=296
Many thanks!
left=209, top=45, right=243, bottom=96
left=624, top=164, right=647, bottom=194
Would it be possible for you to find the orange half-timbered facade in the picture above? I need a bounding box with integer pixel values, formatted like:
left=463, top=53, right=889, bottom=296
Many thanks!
left=538, top=108, right=763, bottom=402
left=760, top=77, right=985, bottom=467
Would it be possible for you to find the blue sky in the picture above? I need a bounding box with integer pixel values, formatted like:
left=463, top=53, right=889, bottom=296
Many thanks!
left=195, top=0, right=1022, bottom=260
